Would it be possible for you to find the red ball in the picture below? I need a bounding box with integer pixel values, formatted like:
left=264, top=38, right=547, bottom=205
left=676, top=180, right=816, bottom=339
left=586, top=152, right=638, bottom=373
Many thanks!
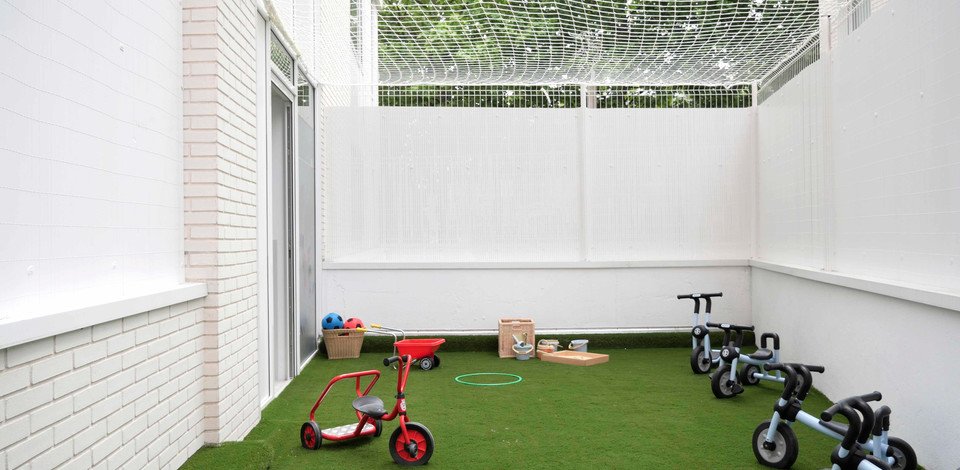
left=344, top=318, right=364, bottom=329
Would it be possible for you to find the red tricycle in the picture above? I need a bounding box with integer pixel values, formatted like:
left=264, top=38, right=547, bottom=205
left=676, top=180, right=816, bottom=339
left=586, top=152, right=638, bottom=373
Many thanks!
left=300, top=354, right=435, bottom=466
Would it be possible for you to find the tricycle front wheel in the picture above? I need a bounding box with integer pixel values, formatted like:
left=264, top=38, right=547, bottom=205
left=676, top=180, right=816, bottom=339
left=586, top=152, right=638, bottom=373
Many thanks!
left=389, top=422, right=435, bottom=466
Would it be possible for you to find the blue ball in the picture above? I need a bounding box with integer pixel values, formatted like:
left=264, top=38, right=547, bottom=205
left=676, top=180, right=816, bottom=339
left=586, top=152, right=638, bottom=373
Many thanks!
left=322, top=313, right=344, bottom=330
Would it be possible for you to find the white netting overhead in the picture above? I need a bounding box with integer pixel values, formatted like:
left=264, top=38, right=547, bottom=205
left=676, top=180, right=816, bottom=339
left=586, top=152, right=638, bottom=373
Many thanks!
left=372, top=0, right=821, bottom=86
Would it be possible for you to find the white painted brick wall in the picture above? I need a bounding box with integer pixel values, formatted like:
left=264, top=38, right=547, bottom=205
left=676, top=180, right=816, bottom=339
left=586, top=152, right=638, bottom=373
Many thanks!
left=183, top=0, right=262, bottom=445
left=0, top=299, right=205, bottom=469
left=0, top=0, right=185, bottom=321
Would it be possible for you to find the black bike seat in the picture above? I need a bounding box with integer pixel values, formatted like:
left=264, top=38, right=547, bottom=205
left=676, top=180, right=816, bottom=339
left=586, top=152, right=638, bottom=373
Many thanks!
left=352, top=396, right=387, bottom=418
left=749, top=349, right=773, bottom=361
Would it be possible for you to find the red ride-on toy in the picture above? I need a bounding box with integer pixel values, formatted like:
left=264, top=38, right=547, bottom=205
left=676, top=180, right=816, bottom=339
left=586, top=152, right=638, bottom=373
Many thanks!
left=300, top=354, right=436, bottom=466
left=395, top=338, right=445, bottom=371
left=364, top=325, right=446, bottom=371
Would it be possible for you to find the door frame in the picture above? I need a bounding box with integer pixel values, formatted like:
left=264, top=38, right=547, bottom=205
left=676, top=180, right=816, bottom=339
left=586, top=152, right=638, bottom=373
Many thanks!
left=258, top=22, right=308, bottom=404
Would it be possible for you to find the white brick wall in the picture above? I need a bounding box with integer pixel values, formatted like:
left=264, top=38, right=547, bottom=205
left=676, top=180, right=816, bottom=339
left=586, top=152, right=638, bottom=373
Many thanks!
left=0, top=0, right=185, bottom=321
left=183, top=0, right=262, bottom=444
left=0, top=299, right=205, bottom=469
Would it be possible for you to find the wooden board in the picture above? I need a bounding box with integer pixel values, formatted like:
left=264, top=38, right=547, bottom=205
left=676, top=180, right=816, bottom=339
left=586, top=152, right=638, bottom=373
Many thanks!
left=539, top=350, right=609, bottom=366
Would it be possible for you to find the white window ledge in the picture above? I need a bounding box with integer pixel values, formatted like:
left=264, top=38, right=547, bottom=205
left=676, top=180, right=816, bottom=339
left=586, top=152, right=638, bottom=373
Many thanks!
left=750, top=260, right=960, bottom=312
left=321, top=259, right=750, bottom=270
left=0, top=283, right=208, bottom=350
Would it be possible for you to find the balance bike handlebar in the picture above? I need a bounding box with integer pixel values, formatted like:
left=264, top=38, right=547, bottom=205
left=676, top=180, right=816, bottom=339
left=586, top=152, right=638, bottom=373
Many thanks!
left=872, top=406, right=892, bottom=435
left=677, top=292, right=722, bottom=314
left=763, top=363, right=822, bottom=373
left=821, top=404, right=863, bottom=451
left=764, top=363, right=825, bottom=374
left=676, top=292, right=723, bottom=299
left=841, top=391, right=882, bottom=404
left=706, top=322, right=754, bottom=332
left=764, top=363, right=824, bottom=400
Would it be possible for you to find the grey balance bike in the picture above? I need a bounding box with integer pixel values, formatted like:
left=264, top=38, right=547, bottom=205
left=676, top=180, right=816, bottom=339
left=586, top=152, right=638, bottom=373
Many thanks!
left=823, top=402, right=891, bottom=470
left=676, top=292, right=723, bottom=374
left=752, top=363, right=917, bottom=470
left=707, top=322, right=784, bottom=398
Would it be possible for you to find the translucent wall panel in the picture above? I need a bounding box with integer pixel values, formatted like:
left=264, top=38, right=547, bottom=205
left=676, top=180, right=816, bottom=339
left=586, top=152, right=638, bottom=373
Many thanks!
left=586, top=109, right=754, bottom=260
left=756, top=59, right=829, bottom=267
left=830, top=3, right=960, bottom=291
left=324, top=108, right=582, bottom=262
left=323, top=107, right=755, bottom=263
left=758, top=1, right=960, bottom=293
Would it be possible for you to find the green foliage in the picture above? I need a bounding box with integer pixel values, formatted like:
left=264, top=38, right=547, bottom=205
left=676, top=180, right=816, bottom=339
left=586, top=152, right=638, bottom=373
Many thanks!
left=376, top=0, right=821, bottom=85
left=378, top=83, right=752, bottom=108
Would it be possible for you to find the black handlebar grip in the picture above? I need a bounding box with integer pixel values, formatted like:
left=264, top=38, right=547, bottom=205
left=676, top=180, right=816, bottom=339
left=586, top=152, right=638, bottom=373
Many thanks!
left=806, top=365, right=825, bottom=373
left=858, top=391, right=882, bottom=403
left=844, top=398, right=876, bottom=444
left=822, top=405, right=862, bottom=451
left=383, top=356, right=400, bottom=366
left=706, top=322, right=753, bottom=331
left=821, top=402, right=843, bottom=421
left=763, top=362, right=785, bottom=372
left=760, top=333, right=780, bottom=350
left=872, top=406, right=892, bottom=435
left=677, top=292, right=723, bottom=299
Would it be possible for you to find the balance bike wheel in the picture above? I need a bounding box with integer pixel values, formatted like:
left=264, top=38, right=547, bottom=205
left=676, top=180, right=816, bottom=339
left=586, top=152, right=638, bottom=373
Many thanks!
left=300, top=421, right=322, bottom=450
left=389, top=422, right=435, bottom=466
left=690, top=346, right=711, bottom=374
left=711, top=364, right=741, bottom=399
left=885, top=437, right=917, bottom=470
left=752, top=420, right=798, bottom=469
left=739, top=364, right=761, bottom=386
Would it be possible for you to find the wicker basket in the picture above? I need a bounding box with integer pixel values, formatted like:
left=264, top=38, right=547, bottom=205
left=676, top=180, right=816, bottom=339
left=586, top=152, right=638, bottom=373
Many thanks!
left=322, top=328, right=364, bottom=359
left=498, top=318, right=535, bottom=358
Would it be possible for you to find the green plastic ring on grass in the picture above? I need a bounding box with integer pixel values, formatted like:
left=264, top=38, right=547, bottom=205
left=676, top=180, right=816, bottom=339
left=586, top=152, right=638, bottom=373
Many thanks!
left=454, top=373, right=523, bottom=386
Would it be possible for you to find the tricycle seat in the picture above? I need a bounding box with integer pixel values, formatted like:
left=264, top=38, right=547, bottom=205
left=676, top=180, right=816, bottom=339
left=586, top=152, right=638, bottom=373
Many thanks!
left=748, top=349, right=773, bottom=361
left=352, top=396, right=387, bottom=418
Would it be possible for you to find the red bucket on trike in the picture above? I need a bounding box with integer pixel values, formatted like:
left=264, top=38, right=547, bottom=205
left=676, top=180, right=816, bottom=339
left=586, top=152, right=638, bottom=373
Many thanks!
left=364, top=324, right=446, bottom=371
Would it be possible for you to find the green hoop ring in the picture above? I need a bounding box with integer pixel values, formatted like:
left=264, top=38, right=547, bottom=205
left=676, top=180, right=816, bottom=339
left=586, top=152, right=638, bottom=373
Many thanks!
left=454, top=373, right=523, bottom=387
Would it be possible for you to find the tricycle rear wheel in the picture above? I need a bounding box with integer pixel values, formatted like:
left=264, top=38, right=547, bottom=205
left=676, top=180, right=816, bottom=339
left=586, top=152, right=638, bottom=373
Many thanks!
left=300, top=421, right=321, bottom=450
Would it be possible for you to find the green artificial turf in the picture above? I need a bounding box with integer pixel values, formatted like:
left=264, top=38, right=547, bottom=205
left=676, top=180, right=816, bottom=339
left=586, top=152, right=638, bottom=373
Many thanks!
left=182, top=346, right=858, bottom=469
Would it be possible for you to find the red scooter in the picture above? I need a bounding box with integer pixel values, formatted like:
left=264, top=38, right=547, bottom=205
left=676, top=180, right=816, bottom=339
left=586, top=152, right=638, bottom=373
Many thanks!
left=300, top=354, right=435, bottom=466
